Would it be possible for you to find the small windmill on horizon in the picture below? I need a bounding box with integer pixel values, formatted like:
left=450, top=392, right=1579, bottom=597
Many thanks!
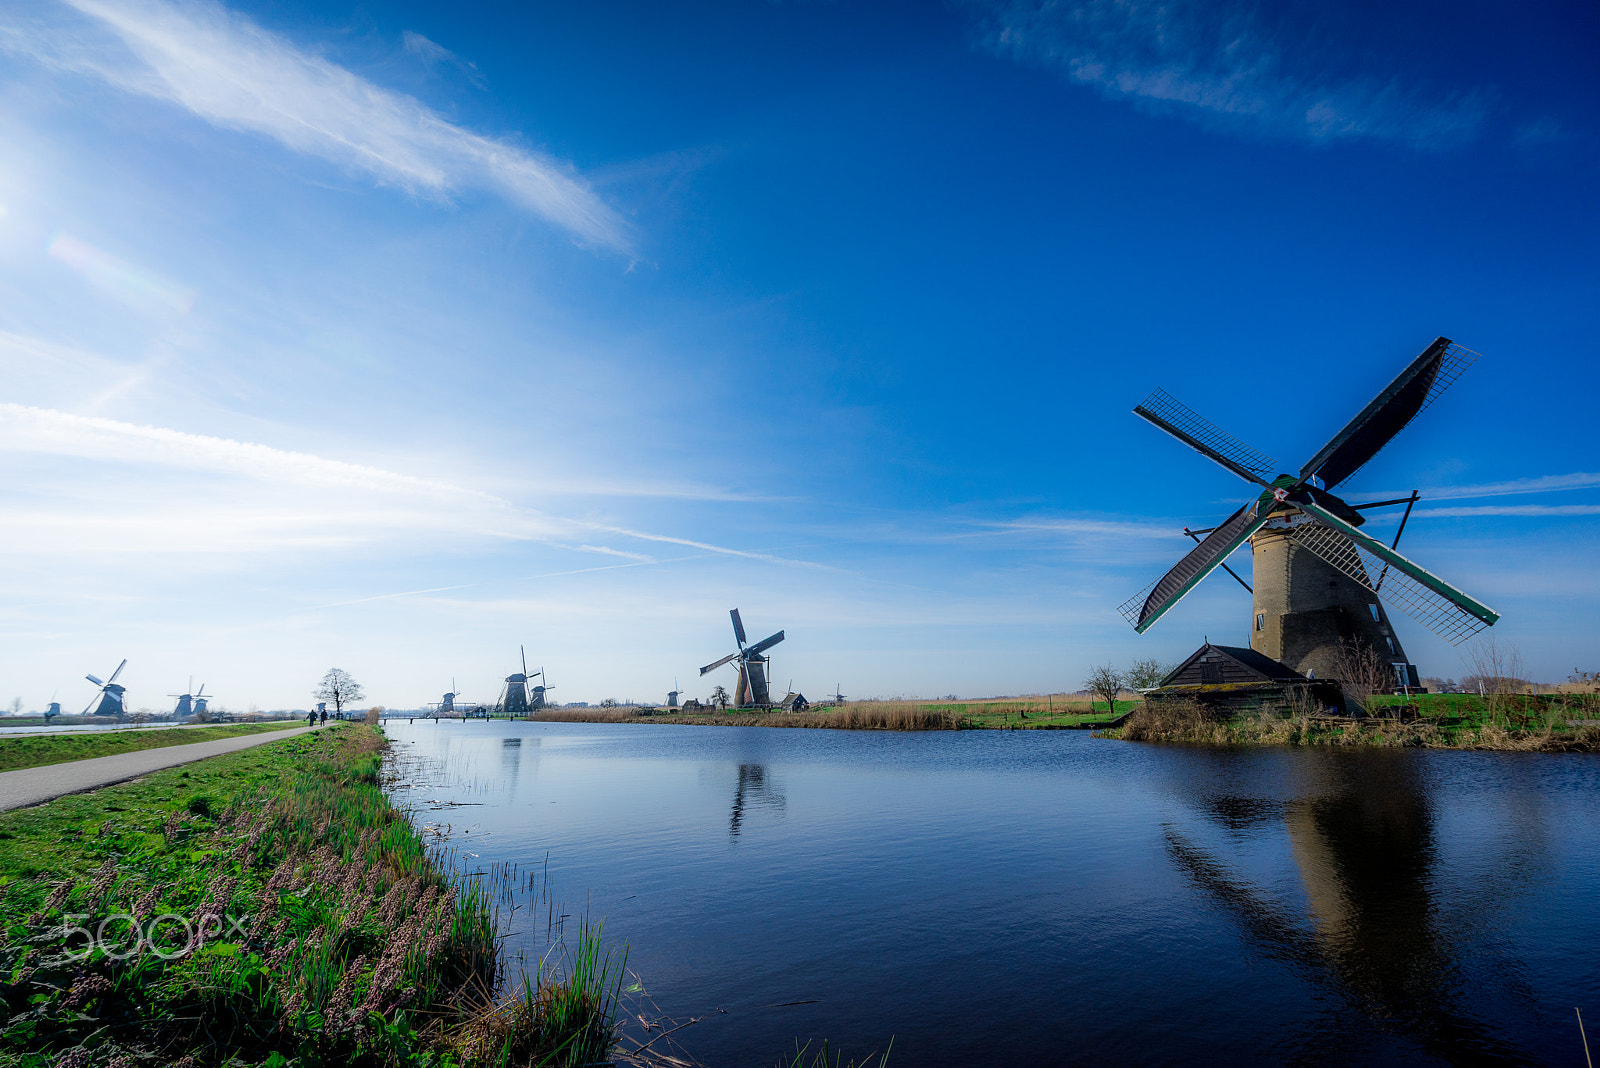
left=83, top=659, right=129, bottom=716
left=700, top=609, right=785, bottom=708
left=499, top=647, right=552, bottom=715
left=169, top=678, right=211, bottom=717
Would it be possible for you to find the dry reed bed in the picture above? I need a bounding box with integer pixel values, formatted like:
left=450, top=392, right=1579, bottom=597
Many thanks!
left=1115, top=699, right=1600, bottom=751
left=536, top=698, right=1119, bottom=731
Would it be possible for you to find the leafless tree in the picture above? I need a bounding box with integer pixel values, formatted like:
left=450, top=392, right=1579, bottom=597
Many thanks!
left=314, top=668, right=365, bottom=717
left=709, top=685, right=730, bottom=711
left=1083, top=664, right=1125, bottom=716
left=1125, top=657, right=1172, bottom=690
left=1330, top=639, right=1394, bottom=711
left=1462, top=636, right=1527, bottom=723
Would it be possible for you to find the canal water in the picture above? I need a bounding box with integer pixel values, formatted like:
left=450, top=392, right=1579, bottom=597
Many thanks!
left=381, top=720, right=1600, bottom=1066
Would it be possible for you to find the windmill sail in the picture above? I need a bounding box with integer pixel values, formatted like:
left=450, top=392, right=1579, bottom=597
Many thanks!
left=1289, top=502, right=1498, bottom=645
left=746, top=630, right=785, bottom=656
left=1121, top=499, right=1272, bottom=631
left=1301, top=339, right=1477, bottom=489
left=1134, top=389, right=1278, bottom=486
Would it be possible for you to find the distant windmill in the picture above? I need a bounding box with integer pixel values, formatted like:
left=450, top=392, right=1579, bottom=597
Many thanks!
left=45, top=693, right=60, bottom=722
left=440, top=679, right=458, bottom=715
left=499, top=647, right=552, bottom=715
left=667, top=677, right=682, bottom=708
left=83, top=659, right=128, bottom=716
left=700, top=609, right=785, bottom=708
left=169, top=678, right=210, bottom=717
left=833, top=683, right=845, bottom=706
left=1121, top=336, right=1499, bottom=683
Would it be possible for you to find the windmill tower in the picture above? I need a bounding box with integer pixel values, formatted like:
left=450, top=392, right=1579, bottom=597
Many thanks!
left=667, top=678, right=682, bottom=708
left=83, top=659, right=129, bottom=716
left=499, top=647, right=550, bottom=715
left=700, top=609, right=785, bottom=708
left=440, top=679, right=457, bottom=715
left=192, top=686, right=210, bottom=716
left=1121, top=337, right=1498, bottom=684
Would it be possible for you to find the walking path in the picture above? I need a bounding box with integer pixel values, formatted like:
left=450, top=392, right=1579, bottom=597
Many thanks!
left=0, top=724, right=324, bottom=813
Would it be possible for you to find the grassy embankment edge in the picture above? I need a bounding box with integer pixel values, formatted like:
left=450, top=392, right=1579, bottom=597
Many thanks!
left=0, top=721, right=304, bottom=773
left=0, top=723, right=625, bottom=1067
left=1100, top=692, right=1600, bottom=751
left=528, top=697, right=1138, bottom=732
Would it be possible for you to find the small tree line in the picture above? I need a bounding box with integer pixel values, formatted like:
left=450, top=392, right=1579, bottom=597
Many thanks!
left=1082, top=658, right=1173, bottom=715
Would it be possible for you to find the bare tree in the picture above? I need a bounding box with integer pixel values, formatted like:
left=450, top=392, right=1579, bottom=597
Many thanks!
left=1462, top=636, right=1526, bottom=723
left=314, top=668, right=365, bottom=717
left=1330, top=639, right=1394, bottom=711
left=1125, top=658, right=1171, bottom=691
left=1083, top=664, right=1125, bottom=716
left=7, top=697, right=21, bottom=717
left=709, top=685, right=730, bottom=711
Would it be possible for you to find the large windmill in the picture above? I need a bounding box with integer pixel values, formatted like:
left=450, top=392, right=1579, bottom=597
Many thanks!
left=83, top=659, right=129, bottom=716
left=1121, top=337, right=1499, bottom=684
left=700, top=609, right=785, bottom=708
left=499, top=647, right=552, bottom=715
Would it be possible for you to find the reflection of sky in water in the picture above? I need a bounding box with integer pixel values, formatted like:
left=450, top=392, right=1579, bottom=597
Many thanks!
left=384, top=721, right=1600, bottom=1067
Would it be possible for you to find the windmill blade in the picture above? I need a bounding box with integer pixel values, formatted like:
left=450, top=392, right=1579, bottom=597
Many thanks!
left=86, top=674, right=104, bottom=686
left=1299, top=338, right=1477, bottom=490
left=108, top=659, right=127, bottom=684
left=1119, top=498, right=1271, bottom=632
left=1134, top=389, right=1278, bottom=487
left=746, top=630, right=785, bottom=656
left=521, top=645, right=528, bottom=674
left=701, top=651, right=739, bottom=675
left=81, top=693, right=100, bottom=715
left=1291, top=501, right=1499, bottom=645
left=196, top=684, right=206, bottom=698
left=730, top=608, right=747, bottom=646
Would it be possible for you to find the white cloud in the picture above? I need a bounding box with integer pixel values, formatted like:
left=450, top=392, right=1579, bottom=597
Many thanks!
left=402, top=29, right=485, bottom=88
left=1367, top=472, right=1600, bottom=502
left=0, top=404, right=820, bottom=565
left=967, top=0, right=1488, bottom=148
left=5, top=0, right=628, bottom=250
left=1413, top=504, right=1600, bottom=519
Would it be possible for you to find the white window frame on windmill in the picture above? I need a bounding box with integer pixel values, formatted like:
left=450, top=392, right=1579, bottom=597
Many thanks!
left=1256, top=613, right=1266, bottom=631
left=1368, top=603, right=1381, bottom=622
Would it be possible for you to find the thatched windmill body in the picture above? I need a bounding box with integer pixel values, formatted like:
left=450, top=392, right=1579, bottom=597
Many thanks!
left=700, top=609, right=785, bottom=708
left=1122, top=337, right=1499, bottom=684
left=499, top=647, right=551, bottom=715
left=83, top=659, right=128, bottom=716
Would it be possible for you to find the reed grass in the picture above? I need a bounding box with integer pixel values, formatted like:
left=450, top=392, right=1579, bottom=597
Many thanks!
left=1110, top=695, right=1600, bottom=751
left=776, top=1038, right=892, bottom=1068
left=0, top=724, right=626, bottom=1066
left=536, top=697, right=1133, bottom=732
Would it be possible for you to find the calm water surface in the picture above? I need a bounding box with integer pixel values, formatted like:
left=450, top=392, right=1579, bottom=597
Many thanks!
left=382, top=720, right=1600, bottom=1066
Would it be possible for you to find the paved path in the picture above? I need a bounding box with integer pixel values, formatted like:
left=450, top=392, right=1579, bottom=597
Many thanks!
left=0, top=725, right=324, bottom=813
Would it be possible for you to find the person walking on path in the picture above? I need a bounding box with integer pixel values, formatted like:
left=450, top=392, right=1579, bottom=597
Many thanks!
left=319, top=709, right=327, bottom=725
left=307, top=709, right=316, bottom=727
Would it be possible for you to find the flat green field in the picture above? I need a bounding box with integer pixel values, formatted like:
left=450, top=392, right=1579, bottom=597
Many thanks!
left=0, top=721, right=302, bottom=773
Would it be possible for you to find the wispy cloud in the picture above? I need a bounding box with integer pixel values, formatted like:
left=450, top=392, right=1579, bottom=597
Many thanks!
left=1368, top=472, right=1600, bottom=502
left=1414, top=504, right=1600, bottom=519
left=5, top=0, right=628, bottom=250
left=47, top=232, right=196, bottom=317
left=0, top=405, right=822, bottom=568
left=990, top=517, right=1177, bottom=539
left=965, top=0, right=1488, bottom=148
left=401, top=29, right=485, bottom=88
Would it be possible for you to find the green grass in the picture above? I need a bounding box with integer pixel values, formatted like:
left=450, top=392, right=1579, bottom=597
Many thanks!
left=0, top=723, right=624, bottom=1067
left=0, top=721, right=303, bottom=773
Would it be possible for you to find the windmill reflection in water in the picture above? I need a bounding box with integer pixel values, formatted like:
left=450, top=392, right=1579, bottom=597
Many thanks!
left=1166, top=753, right=1546, bottom=1063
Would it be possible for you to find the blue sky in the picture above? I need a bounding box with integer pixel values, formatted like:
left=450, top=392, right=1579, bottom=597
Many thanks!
left=0, top=0, right=1595, bottom=711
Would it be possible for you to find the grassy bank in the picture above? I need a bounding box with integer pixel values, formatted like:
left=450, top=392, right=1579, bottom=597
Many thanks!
left=533, top=696, right=1137, bottom=731
left=0, top=721, right=303, bottom=773
left=0, top=724, right=625, bottom=1067
left=1105, top=692, right=1600, bottom=750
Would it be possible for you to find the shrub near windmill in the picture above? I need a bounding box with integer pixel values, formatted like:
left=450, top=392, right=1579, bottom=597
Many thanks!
left=1122, top=337, right=1499, bottom=710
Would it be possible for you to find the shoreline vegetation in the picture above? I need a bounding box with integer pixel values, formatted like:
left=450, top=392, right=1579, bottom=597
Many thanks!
left=0, top=721, right=303, bottom=774
left=1105, top=692, right=1600, bottom=751
left=530, top=697, right=1135, bottom=731
left=507, top=692, right=1600, bottom=752
left=0, top=724, right=629, bottom=1067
